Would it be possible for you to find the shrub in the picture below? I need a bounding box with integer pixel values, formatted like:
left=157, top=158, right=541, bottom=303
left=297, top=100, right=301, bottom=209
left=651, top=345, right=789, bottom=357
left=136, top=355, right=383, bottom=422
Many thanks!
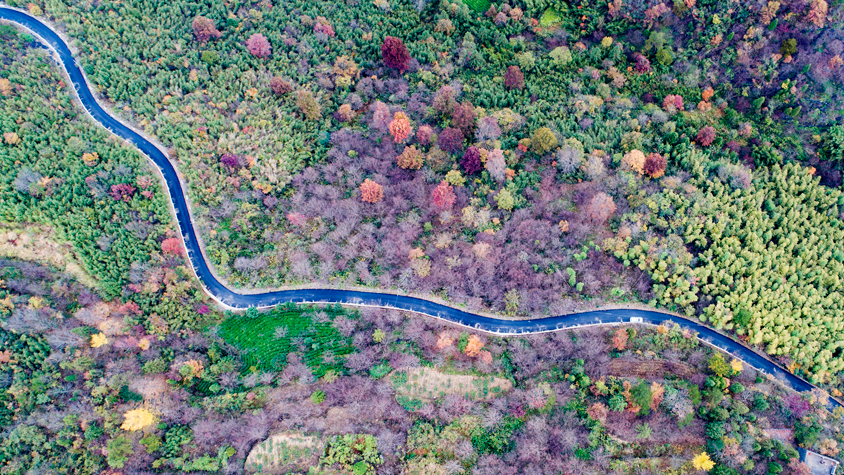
left=106, top=436, right=134, bottom=469
left=311, top=389, right=326, bottom=404
left=630, top=380, right=653, bottom=415
left=322, top=434, right=382, bottom=473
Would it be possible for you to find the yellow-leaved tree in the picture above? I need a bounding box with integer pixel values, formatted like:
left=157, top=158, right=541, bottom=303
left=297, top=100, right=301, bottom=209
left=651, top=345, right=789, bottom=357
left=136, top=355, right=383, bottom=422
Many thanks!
left=90, top=333, right=109, bottom=348
left=692, top=452, right=715, bottom=471
left=121, top=408, right=156, bottom=431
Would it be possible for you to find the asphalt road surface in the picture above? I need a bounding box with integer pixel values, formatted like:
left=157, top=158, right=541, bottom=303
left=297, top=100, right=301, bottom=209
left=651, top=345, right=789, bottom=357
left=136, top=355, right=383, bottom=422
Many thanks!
left=2, top=6, right=839, bottom=410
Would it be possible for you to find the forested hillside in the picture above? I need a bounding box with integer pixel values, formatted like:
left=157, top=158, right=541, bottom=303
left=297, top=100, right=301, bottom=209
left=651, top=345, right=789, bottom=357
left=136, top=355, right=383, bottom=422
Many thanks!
left=1, top=0, right=844, bottom=471
left=3, top=0, right=844, bottom=388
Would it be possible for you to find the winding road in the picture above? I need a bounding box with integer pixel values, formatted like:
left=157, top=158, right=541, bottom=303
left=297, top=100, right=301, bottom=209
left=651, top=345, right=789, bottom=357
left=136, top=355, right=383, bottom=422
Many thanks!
left=1, top=6, right=841, bottom=409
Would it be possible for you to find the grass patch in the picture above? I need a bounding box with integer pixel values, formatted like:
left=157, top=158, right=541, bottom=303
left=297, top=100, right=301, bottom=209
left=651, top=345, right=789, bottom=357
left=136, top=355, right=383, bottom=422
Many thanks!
left=462, top=0, right=491, bottom=13
left=391, top=367, right=512, bottom=402
left=217, top=305, right=355, bottom=378
left=539, top=8, right=562, bottom=28
left=245, top=432, right=323, bottom=472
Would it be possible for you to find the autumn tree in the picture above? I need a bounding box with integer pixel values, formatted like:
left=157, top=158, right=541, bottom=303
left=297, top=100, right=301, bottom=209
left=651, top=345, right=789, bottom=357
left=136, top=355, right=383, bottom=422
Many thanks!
left=463, top=334, right=485, bottom=357
left=697, top=126, right=716, bottom=146
left=621, top=149, right=646, bottom=175
left=494, top=188, right=514, bottom=211
left=432, top=85, right=458, bottom=115
left=269, top=76, right=293, bottom=96
left=161, top=237, right=182, bottom=256
left=612, top=328, right=628, bottom=350
left=586, top=192, right=616, bottom=224
left=335, top=103, right=354, bottom=122
left=486, top=149, right=506, bottom=182
left=192, top=16, right=221, bottom=42
left=451, top=101, right=477, bottom=134
left=438, top=127, right=465, bottom=154
left=246, top=33, right=271, bottom=58
left=296, top=89, right=322, bottom=120
left=643, top=152, right=667, bottom=178
left=504, top=65, right=525, bottom=90
left=397, top=145, right=424, bottom=169
left=587, top=402, right=609, bottom=424
left=109, top=183, right=136, bottom=202
left=416, top=125, right=434, bottom=145
left=381, top=36, right=410, bottom=72
left=431, top=180, right=456, bottom=210
left=121, top=408, right=156, bottom=431
left=461, top=146, right=482, bottom=174
left=531, top=127, right=557, bottom=154
left=389, top=112, right=412, bottom=143
left=359, top=179, right=384, bottom=204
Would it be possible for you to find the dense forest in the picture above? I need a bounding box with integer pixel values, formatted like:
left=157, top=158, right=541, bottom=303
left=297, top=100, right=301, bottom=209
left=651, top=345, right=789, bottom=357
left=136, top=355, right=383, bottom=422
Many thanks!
left=2, top=256, right=842, bottom=474
left=5, top=0, right=842, bottom=386
left=2, top=0, right=844, bottom=472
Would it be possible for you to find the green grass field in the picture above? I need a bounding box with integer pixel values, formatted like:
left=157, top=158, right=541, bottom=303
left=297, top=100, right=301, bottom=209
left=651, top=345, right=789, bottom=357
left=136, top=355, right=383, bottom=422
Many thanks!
left=218, top=305, right=356, bottom=378
left=463, top=0, right=491, bottom=13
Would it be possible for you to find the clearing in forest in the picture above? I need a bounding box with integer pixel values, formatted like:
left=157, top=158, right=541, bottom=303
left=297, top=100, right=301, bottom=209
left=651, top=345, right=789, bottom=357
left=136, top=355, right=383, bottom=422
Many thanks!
left=391, top=367, right=512, bottom=403
left=245, top=432, right=323, bottom=473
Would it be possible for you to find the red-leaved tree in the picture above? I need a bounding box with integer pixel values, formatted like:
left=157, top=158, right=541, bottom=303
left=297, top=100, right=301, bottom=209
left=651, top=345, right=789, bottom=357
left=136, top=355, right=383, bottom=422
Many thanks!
left=697, top=126, right=716, bottom=147
left=381, top=36, right=410, bottom=72
left=192, top=16, right=221, bottom=43
left=161, top=237, right=182, bottom=256
left=389, top=112, right=412, bottom=143
left=109, top=183, right=136, bottom=202
left=643, top=152, right=667, bottom=178
left=246, top=33, right=271, bottom=58
left=437, top=127, right=464, bottom=154
left=431, top=180, right=456, bottom=210
left=359, top=179, right=384, bottom=204
left=461, top=146, right=482, bottom=175
left=504, top=65, right=525, bottom=90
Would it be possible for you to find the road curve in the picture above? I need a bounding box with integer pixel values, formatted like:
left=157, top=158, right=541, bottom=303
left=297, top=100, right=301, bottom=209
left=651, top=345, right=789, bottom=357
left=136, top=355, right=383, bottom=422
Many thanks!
left=2, top=6, right=840, bottom=409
